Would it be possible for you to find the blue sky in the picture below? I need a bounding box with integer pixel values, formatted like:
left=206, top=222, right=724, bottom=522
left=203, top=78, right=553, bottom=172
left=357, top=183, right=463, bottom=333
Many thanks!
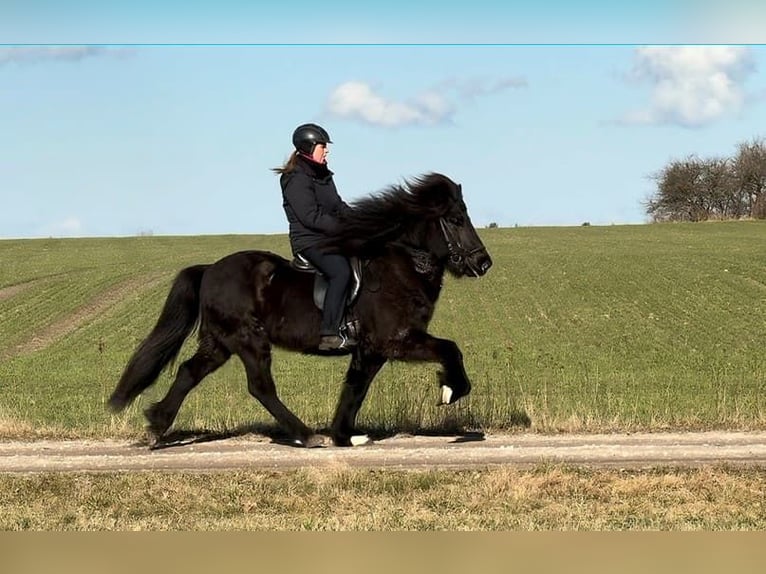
left=2, top=1, right=766, bottom=238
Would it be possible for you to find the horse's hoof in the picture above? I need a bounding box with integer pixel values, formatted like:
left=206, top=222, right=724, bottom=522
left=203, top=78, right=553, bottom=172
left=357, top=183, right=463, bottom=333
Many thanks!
left=350, top=434, right=373, bottom=447
left=146, top=429, right=166, bottom=449
left=438, top=385, right=453, bottom=405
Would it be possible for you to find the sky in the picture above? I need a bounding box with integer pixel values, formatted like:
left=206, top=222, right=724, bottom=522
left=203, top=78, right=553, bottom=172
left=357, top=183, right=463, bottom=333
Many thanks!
left=2, top=1, right=766, bottom=238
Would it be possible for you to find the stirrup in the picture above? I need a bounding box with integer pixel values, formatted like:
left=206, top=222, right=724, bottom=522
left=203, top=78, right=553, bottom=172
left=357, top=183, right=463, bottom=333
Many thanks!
left=318, top=334, right=354, bottom=351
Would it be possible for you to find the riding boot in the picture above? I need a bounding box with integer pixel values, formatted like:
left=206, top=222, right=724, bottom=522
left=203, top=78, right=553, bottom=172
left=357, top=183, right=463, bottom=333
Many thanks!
left=318, top=319, right=358, bottom=350
left=318, top=332, right=354, bottom=351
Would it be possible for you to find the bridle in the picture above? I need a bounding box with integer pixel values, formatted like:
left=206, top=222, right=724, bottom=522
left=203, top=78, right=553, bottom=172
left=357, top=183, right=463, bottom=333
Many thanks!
left=438, top=217, right=485, bottom=271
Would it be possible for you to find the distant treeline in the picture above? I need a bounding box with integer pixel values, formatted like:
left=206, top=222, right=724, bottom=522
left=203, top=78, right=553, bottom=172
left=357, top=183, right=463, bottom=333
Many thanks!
left=646, top=137, right=766, bottom=222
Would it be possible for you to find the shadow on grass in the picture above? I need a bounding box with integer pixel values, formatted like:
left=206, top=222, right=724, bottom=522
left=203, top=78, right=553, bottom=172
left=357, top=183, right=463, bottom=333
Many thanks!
left=144, top=408, right=532, bottom=450
left=355, top=407, right=531, bottom=443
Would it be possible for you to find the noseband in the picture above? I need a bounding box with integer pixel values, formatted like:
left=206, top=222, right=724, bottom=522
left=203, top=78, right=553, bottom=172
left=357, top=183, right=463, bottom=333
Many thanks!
left=438, top=217, right=485, bottom=267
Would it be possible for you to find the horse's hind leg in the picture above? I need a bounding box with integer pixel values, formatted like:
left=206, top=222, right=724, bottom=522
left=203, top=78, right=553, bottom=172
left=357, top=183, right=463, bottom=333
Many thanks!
left=144, top=336, right=230, bottom=443
left=238, top=336, right=323, bottom=448
left=396, top=329, right=471, bottom=405
left=330, top=349, right=386, bottom=447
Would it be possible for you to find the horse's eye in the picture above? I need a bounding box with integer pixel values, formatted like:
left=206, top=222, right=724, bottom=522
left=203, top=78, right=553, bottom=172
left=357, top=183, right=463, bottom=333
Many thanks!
left=450, top=216, right=464, bottom=226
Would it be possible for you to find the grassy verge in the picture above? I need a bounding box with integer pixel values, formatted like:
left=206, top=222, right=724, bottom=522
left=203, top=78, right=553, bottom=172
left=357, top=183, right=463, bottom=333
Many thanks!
left=1, top=465, right=764, bottom=530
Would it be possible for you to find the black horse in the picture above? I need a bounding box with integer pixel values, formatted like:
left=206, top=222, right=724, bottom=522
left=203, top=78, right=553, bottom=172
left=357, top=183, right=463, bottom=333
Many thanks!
left=108, top=173, right=492, bottom=447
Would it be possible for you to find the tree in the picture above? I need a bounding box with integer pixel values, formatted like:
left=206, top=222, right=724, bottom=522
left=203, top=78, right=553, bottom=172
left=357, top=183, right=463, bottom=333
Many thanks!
left=646, top=136, right=766, bottom=222
left=697, top=157, right=736, bottom=219
left=646, top=156, right=708, bottom=222
left=732, top=138, right=766, bottom=219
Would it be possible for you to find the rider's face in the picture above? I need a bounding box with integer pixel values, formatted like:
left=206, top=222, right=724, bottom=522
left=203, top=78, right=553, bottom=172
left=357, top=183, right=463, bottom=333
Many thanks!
left=312, top=143, right=329, bottom=164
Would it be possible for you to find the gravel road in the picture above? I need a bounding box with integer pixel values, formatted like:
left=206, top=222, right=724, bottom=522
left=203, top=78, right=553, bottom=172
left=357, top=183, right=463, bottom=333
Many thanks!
left=1, top=431, right=765, bottom=473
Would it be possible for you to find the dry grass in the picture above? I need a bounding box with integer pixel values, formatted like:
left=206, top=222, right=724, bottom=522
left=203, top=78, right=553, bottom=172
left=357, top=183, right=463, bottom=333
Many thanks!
left=1, top=465, right=764, bottom=530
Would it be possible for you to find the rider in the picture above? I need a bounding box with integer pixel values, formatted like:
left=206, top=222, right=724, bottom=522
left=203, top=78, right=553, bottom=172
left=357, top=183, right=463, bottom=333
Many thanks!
left=273, top=123, right=356, bottom=351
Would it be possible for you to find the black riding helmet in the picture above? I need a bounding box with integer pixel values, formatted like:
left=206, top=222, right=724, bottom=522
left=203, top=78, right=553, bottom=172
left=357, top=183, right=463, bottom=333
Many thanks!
left=292, top=123, right=332, bottom=155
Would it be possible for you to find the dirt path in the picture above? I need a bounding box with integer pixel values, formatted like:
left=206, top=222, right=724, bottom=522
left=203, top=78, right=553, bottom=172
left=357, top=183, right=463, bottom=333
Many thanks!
left=1, top=431, right=765, bottom=473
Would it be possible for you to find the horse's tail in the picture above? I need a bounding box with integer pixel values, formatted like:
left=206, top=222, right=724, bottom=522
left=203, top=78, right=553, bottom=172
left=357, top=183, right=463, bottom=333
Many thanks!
left=108, top=264, right=210, bottom=412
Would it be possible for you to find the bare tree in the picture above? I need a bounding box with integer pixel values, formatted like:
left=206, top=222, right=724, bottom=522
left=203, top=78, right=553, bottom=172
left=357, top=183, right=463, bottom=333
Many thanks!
left=698, top=157, right=737, bottom=219
left=646, top=136, right=766, bottom=222
left=732, top=138, right=766, bottom=219
left=646, top=156, right=707, bottom=222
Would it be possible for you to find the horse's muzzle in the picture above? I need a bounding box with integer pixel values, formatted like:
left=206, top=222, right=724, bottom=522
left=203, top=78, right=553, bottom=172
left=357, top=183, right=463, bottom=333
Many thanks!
left=468, top=250, right=493, bottom=277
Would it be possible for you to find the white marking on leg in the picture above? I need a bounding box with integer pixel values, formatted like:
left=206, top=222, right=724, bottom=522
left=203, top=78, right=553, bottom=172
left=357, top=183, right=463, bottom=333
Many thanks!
left=350, top=434, right=371, bottom=446
left=440, top=385, right=453, bottom=405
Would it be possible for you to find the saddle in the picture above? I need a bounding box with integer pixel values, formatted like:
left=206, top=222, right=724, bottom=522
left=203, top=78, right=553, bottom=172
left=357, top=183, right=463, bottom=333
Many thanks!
left=291, top=253, right=363, bottom=311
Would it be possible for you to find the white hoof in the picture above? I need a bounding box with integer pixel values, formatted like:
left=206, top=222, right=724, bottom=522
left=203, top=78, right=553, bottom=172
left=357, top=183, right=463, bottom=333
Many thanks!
left=350, top=434, right=372, bottom=447
left=440, top=385, right=453, bottom=405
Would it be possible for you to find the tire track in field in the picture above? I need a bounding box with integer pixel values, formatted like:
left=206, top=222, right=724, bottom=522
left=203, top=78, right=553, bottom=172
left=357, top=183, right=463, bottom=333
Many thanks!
left=1, top=273, right=169, bottom=360
left=0, top=279, right=42, bottom=302
left=0, top=272, right=88, bottom=302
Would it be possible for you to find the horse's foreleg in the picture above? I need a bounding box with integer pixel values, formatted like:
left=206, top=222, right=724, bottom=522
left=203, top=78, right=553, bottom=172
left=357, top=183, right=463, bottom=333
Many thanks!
left=144, top=336, right=230, bottom=443
left=395, top=330, right=471, bottom=405
left=238, top=339, right=323, bottom=448
left=330, top=349, right=386, bottom=447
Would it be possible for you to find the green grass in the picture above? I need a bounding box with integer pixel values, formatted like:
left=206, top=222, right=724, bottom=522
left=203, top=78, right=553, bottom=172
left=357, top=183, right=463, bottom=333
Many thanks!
left=1, top=222, right=765, bottom=438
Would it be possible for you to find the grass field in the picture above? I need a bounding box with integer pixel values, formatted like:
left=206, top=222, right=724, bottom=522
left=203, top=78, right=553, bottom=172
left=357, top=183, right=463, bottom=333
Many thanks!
left=1, top=222, right=765, bottom=438
left=2, top=222, right=766, bottom=532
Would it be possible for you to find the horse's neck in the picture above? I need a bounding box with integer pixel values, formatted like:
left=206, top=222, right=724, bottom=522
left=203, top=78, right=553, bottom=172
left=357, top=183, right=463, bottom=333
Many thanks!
left=385, top=242, right=445, bottom=296
left=408, top=248, right=441, bottom=278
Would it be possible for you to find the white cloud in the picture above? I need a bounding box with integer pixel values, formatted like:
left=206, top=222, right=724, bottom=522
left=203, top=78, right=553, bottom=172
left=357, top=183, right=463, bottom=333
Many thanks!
left=0, top=46, right=126, bottom=66
left=437, top=76, right=528, bottom=100
left=326, top=81, right=435, bottom=127
left=326, top=76, right=526, bottom=127
left=621, top=46, right=756, bottom=128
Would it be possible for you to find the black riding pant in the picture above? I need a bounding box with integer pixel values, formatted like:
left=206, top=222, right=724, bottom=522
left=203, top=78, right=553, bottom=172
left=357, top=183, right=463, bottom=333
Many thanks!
left=301, top=247, right=351, bottom=336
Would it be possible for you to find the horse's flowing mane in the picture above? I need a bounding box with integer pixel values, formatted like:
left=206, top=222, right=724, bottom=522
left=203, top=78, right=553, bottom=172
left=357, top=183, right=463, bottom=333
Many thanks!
left=325, top=172, right=456, bottom=255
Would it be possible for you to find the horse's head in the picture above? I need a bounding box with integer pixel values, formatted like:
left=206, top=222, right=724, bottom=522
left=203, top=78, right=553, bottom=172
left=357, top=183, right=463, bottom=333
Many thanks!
left=329, top=173, right=492, bottom=278
left=421, top=174, right=493, bottom=278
